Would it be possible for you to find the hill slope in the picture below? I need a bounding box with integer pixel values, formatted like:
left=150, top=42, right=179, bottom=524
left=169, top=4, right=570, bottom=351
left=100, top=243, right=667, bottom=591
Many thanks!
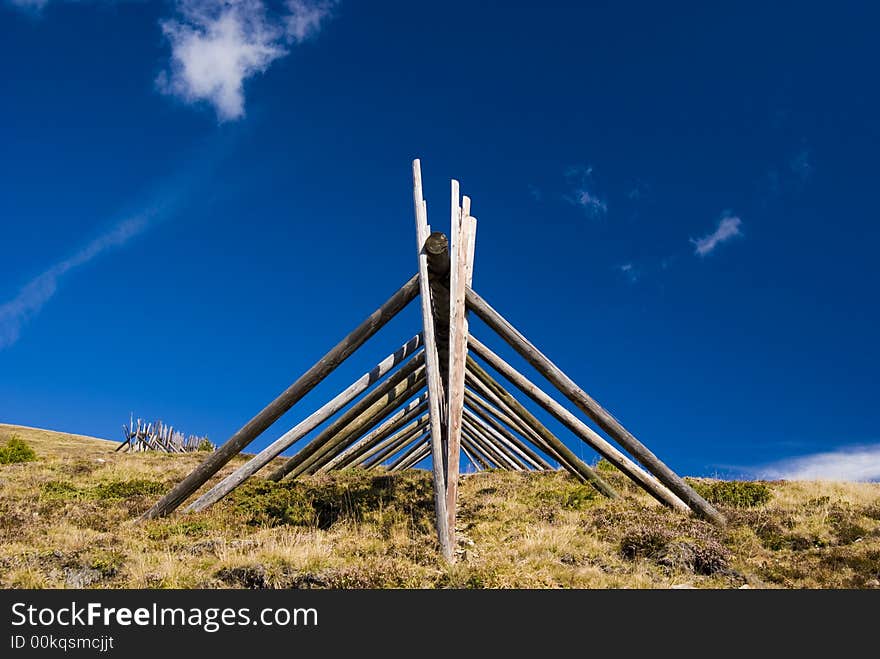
left=1, top=423, right=878, bottom=588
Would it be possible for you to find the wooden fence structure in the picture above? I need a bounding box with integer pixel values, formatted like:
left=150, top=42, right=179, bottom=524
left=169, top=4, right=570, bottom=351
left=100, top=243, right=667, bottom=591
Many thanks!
left=140, top=160, right=724, bottom=561
left=117, top=416, right=212, bottom=453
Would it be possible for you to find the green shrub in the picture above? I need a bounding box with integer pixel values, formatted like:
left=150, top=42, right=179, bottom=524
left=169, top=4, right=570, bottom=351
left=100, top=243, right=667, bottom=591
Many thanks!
left=91, top=479, right=166, bottom=499
left=231, top=471, right=434, bottom=530
left=197, top=439, right=214, bottom=452
left=40, top=479, right=164, bottom=501
left=689, top=479, right=771, bottom=508
left=0, top=436, right=37, bottom=464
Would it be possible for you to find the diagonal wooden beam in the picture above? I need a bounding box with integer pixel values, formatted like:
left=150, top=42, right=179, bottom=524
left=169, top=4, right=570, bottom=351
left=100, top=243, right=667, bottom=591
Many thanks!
left=186, top=335, right=424, bottom=512
left=461, top=443, right=482, bottom=472
left=266, top=354, right=425, bottom=480
left=469, top=336, right=691, bottom=513
left=463, top=405, right=546, bottom=470
left=467, top=357, right=617, bottom=496
left=465, top=372, right=561, bottom=466
left=287, top=372, right=426, bottom=479
left=140, top=273, right=420, bottom=520
left=462, top=427, right=518, bottom=470
left=413, top=159, right=452, bottom=560
left=461, top=436, right=493, bottom=470
left=391, top=437, right=432, bottom=472
left=343, top=413, right=429, bottom=470
left=362, top=417, right=431, bottom=469
left=320, top=396, right=428, bottom=472
left=463, top=416, right=529, bottom=471
left=464, top=391, right=553, bottom=470
left=464, top=290, right=723, bottom=524
left=386, top=432, right=430, bottom=471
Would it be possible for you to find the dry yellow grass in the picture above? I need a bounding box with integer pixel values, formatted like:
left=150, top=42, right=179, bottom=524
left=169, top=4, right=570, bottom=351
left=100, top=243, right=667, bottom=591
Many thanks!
left=1, top=422, right=878, bottom=589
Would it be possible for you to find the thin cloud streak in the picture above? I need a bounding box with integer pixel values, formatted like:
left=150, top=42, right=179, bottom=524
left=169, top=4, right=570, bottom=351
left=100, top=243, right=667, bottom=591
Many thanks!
left=0, top=213, right=158, bottom=350
left=0, top=133, right=227, bottom=351
left=691, top=215, right=742, bottom=256
left=751, top=444, right=880, bottom=482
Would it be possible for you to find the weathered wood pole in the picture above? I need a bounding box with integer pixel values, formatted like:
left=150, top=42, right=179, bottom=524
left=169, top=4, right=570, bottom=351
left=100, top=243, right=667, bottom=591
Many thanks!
left=464, top=392, right=553, bottom=469
left=273, top=366, right=426, bottom=480
left=462, top=417, right=529, bottom=470
left=320, top=397, right=428, bottom=472
left=386, top=433, right=430, bottom=471
left=461, top=444, right=483, bottom=471
left=139, top=273, right=420, bottom=520
left=391, top=439, right=432, bottom=472
left=465, top=287, right=724, bottom=525
left=297, top=375, right=427, bottom=477
left=362, top=418, right=431, bottom=468
left=469, top=337, right=690, bottom=513
left=445, top=181, right=473, bottom=546
left=413, top=159, right=452, bottom=561
left=186, top=335, right=424, bottom=512
left=463, top=407, right=546, bottom=470
left=465, top=374, right=564, bottom=467
left=461, top=438, right=493, bottom=470
left=462, top=427, right=520, bottom=470
left=467, top=357, right=616, bottom=497
left=343, top=414, right=429, bottom=469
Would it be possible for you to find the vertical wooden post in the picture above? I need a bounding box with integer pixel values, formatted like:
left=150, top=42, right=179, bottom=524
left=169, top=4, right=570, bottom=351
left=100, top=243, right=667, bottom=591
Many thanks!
left=445, top=181, right=470, bottom=547
left=413, top=159, right=452, bottom=561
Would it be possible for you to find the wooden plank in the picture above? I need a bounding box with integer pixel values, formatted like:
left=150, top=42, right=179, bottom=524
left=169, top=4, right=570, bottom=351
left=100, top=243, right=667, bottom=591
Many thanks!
left=461, top=426, right=518, bottom=470
left=391, top=438, right=432, bottom=471
left=266, top=354, right=425, bottom=480
left=445, top=179, right=466, bottom=545
left=282, top=370, right=426, bottom=480
left=187, top=335, right=424, bottom=512
left=362, top=417, right=431, bottom=468
left=463, top=405, right=547, bottom=470
left=464, top=287, right=723, bottom=524
left=469, top=336, right=691, bottom=513
left=462, top=417, right=527, bottom=470
left=320, top=396, right=428, bottom=472
left=140, top=273, right=420, bottom=520
left=467, top=357, right=617, bottom=496
left=465, top=373, right=559, bottom=465
left=461, top=436, right=493, bottom=470
left=413, top=159, right=452, bottom=561
left=384, top=432, right=430, bottom=471
left=464, top=390, right=553, bottom=470
left=461, top=443, right=482, bottom=472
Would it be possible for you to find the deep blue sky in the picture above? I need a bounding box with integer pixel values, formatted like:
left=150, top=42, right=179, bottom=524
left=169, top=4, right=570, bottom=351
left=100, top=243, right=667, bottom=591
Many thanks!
left=1, top=1, right=878, bottom=479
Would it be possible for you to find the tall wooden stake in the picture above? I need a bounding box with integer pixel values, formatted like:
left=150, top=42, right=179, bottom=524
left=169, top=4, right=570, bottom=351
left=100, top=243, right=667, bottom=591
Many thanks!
left=413, top=159, right=452, bottom=561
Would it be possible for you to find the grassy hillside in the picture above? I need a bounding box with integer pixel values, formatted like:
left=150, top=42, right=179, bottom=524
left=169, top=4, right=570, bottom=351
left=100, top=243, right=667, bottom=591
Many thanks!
left=1, top=423, right=878, bottom=589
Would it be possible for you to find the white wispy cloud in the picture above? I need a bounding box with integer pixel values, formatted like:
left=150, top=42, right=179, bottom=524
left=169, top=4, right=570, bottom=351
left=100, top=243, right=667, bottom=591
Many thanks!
left=565, top=166, right=607, bottom=218
left=690, top=214, right=742, bottom=257
left=617, top=262, right=638, bottom=283
left=752, top=444, right=880, bottom=482
left=0, top=214, right=153, bottom=350
left=157, top=0, right=337, bottom=121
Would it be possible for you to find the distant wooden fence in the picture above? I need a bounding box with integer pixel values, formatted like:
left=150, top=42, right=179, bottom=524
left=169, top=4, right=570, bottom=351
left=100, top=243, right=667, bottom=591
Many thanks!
left=116, top=416, right=213, bottom=453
